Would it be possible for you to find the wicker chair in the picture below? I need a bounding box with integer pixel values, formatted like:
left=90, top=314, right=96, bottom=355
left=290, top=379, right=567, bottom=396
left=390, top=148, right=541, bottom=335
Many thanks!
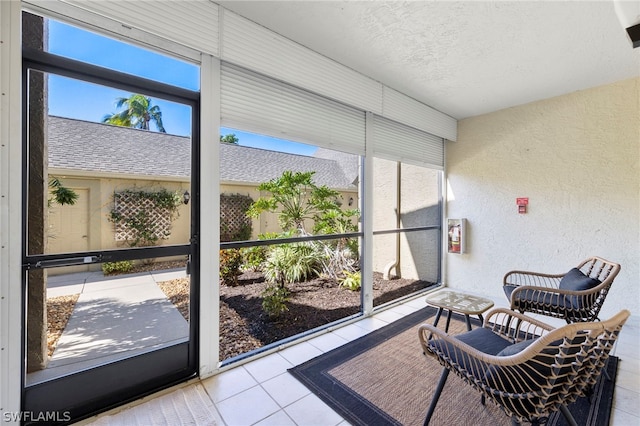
left=503, top=256, right=620, bottom=323
left=418, top=307, right=629, bottom=426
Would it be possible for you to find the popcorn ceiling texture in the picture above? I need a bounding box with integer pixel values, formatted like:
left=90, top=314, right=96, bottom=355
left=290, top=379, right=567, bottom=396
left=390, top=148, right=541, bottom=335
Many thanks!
left=220, top=1, right=638, bottom=119
left=445, top=78, right=639, bottom=318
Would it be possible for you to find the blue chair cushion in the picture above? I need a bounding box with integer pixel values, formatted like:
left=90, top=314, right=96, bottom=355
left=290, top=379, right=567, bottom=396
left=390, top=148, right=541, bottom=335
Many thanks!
left=504, top=285, right=570, bottom=310
left=496, top=338, right=536, bottom=356
left=559, top=268, right=601, bottom=309
left=559, top=268, right=600, bottom=292
left=428, top=328, right=512, bottom=380
left=456, top=327, right=513, bottom=355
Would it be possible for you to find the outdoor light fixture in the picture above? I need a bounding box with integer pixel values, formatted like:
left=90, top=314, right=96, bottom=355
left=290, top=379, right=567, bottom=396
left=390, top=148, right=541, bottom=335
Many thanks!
left=183, top=190, right=190, bottom=205
left=614, top=0, right=640, bottom=48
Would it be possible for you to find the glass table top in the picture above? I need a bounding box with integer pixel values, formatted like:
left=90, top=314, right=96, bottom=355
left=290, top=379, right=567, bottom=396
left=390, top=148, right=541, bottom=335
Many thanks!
left=425, top=290, right=494, bottom=315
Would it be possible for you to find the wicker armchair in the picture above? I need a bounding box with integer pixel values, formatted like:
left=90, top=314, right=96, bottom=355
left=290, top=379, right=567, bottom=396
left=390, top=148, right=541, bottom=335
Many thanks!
left=418, top=307, right=629, bottom=426
left=503, top=256, right=620, bottom=323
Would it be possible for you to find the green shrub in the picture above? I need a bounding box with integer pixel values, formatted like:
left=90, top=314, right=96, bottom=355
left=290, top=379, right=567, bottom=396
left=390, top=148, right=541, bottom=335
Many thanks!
left=339, top=270, right=361, bottom=291
left=263, top=243, right=323, bottom=286
left=241, top=245, right=268, bottom=271
left=220, top=249, right=243, bottom=285
left=102, top=260, right=134, bottom=275
left=262, top=284, right=290, bottom=318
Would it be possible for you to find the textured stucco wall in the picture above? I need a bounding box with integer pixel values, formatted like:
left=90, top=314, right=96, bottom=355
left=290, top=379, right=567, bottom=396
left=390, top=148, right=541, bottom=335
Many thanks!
left=46, top=176, right=191, bottom=276
left=372, top=158, right=441, bottom=281
left=446, top=78, right=639, bottom=319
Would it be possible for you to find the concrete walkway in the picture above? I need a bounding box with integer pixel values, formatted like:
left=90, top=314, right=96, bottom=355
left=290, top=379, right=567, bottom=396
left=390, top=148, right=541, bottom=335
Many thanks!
left=28, top=268, right=189, bottom=385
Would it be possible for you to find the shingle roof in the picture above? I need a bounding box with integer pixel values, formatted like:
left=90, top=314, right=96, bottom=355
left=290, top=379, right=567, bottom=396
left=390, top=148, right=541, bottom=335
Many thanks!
left=314, top=147, right=360, bottom=185
left=48, top=116, right=191, bottom=178
left=220, top=144, right=355, bottom=189
left=48, top=116, right=358, bottom=190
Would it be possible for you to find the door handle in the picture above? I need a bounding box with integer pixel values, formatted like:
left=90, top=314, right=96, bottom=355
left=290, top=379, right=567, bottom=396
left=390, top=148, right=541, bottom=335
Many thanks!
left=33, top=255, right=101, bottom=269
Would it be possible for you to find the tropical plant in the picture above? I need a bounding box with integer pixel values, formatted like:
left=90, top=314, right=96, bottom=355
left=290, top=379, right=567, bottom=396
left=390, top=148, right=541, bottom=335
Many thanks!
left=312, top=206, right=359, bottom=235
left=313, top=207, right=361, bottom=275
left=239, top=231, right=294, bottom=272
left=240, top=245, right=267, bottom=271
left=48, top=176, right=78, bottom=206
left=220, top=133, right=239, bottom=144
left=102, top=94, right=166, bottom=133
left=246, top=171, right=342, bottom=233
left=219, top=248, right=243, bottom=285
left=261, top=284, right=290, bottom=318
left=247, top=170, right=361, bottom=279
left=339, top=270, right=361, bottom=291
left=262, top=243, right=323, bottom=287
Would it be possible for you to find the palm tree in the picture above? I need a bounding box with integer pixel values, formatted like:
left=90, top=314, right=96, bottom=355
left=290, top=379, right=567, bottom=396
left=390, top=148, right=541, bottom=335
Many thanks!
left=220, top=133, right=239, bottom=144
left=102, top=94, right=166, bottom=133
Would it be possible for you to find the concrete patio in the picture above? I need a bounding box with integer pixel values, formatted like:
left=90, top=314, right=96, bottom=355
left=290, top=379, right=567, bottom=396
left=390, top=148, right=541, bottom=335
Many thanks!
left=28, top=269, right=189, bottom=386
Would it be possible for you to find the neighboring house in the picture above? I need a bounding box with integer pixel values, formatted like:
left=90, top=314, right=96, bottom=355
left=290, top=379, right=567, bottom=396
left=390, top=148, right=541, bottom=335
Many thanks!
left=46, top=116, right=359, bottom=271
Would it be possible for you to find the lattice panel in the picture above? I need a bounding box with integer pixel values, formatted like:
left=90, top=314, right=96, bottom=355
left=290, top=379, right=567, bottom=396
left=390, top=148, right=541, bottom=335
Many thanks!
left=221, top=193, right=253, bottom=242
left=113, top=192, right=174, bottom=242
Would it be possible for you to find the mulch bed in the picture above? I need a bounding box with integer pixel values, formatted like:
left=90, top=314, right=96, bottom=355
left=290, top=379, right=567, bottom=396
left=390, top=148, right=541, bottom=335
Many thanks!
left=216, top=271, right=434, bottom=360
left=46, top=294, right=80, bottom=357
left=46, top=261, right=436, bottom=362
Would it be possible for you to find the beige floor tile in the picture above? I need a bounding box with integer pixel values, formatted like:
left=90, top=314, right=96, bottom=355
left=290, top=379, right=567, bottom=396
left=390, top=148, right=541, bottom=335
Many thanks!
left=201, top=366, right=258, bottom=403
left=283, top=393, right=343, bottom=426
left=216, top=386, right=280, bottom=426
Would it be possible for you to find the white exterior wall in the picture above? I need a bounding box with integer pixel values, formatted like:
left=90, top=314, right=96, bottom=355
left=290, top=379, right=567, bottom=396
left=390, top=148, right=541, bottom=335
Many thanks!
left=445, top=78, right=640, bottom=319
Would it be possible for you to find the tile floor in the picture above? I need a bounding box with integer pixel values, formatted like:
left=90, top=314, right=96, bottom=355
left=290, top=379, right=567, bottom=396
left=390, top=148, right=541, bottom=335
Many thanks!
left=83, top=294, right=640, bottom=426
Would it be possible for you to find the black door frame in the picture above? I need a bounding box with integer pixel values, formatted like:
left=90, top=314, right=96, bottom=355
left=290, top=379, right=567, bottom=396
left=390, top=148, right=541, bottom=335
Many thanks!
left=21, top=47, right=200, bottom=424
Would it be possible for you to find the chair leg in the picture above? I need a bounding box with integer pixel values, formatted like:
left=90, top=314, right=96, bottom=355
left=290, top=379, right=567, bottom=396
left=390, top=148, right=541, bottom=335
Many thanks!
left=510, top=417, right=521, bottom=426
left=559, top=404, right=578, bottom=426
left=423, top=368, right=450, bottom=426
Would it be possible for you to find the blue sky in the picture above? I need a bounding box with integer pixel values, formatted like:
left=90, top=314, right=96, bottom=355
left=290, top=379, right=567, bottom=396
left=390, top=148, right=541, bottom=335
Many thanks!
left=47, top=19, right=316, bottom=156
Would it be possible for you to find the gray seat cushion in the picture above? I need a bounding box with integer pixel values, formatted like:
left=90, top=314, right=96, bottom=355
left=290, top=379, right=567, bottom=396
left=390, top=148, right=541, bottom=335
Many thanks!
left=504, top=285, right=569, bottom=310
left=428, top=328, right=512, bottom=380
left=559, top=268, right=600, bottom=292
left=496, top=338, right=536, bottom=357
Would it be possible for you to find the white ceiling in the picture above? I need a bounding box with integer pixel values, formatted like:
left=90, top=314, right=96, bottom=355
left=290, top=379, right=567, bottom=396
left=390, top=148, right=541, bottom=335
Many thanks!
left=218, top=0, right=640, bottom=120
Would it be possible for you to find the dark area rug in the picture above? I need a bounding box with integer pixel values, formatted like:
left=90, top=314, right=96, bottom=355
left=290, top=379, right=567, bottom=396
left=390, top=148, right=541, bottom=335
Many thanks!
left=289, top=306, right=618, bottom=426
